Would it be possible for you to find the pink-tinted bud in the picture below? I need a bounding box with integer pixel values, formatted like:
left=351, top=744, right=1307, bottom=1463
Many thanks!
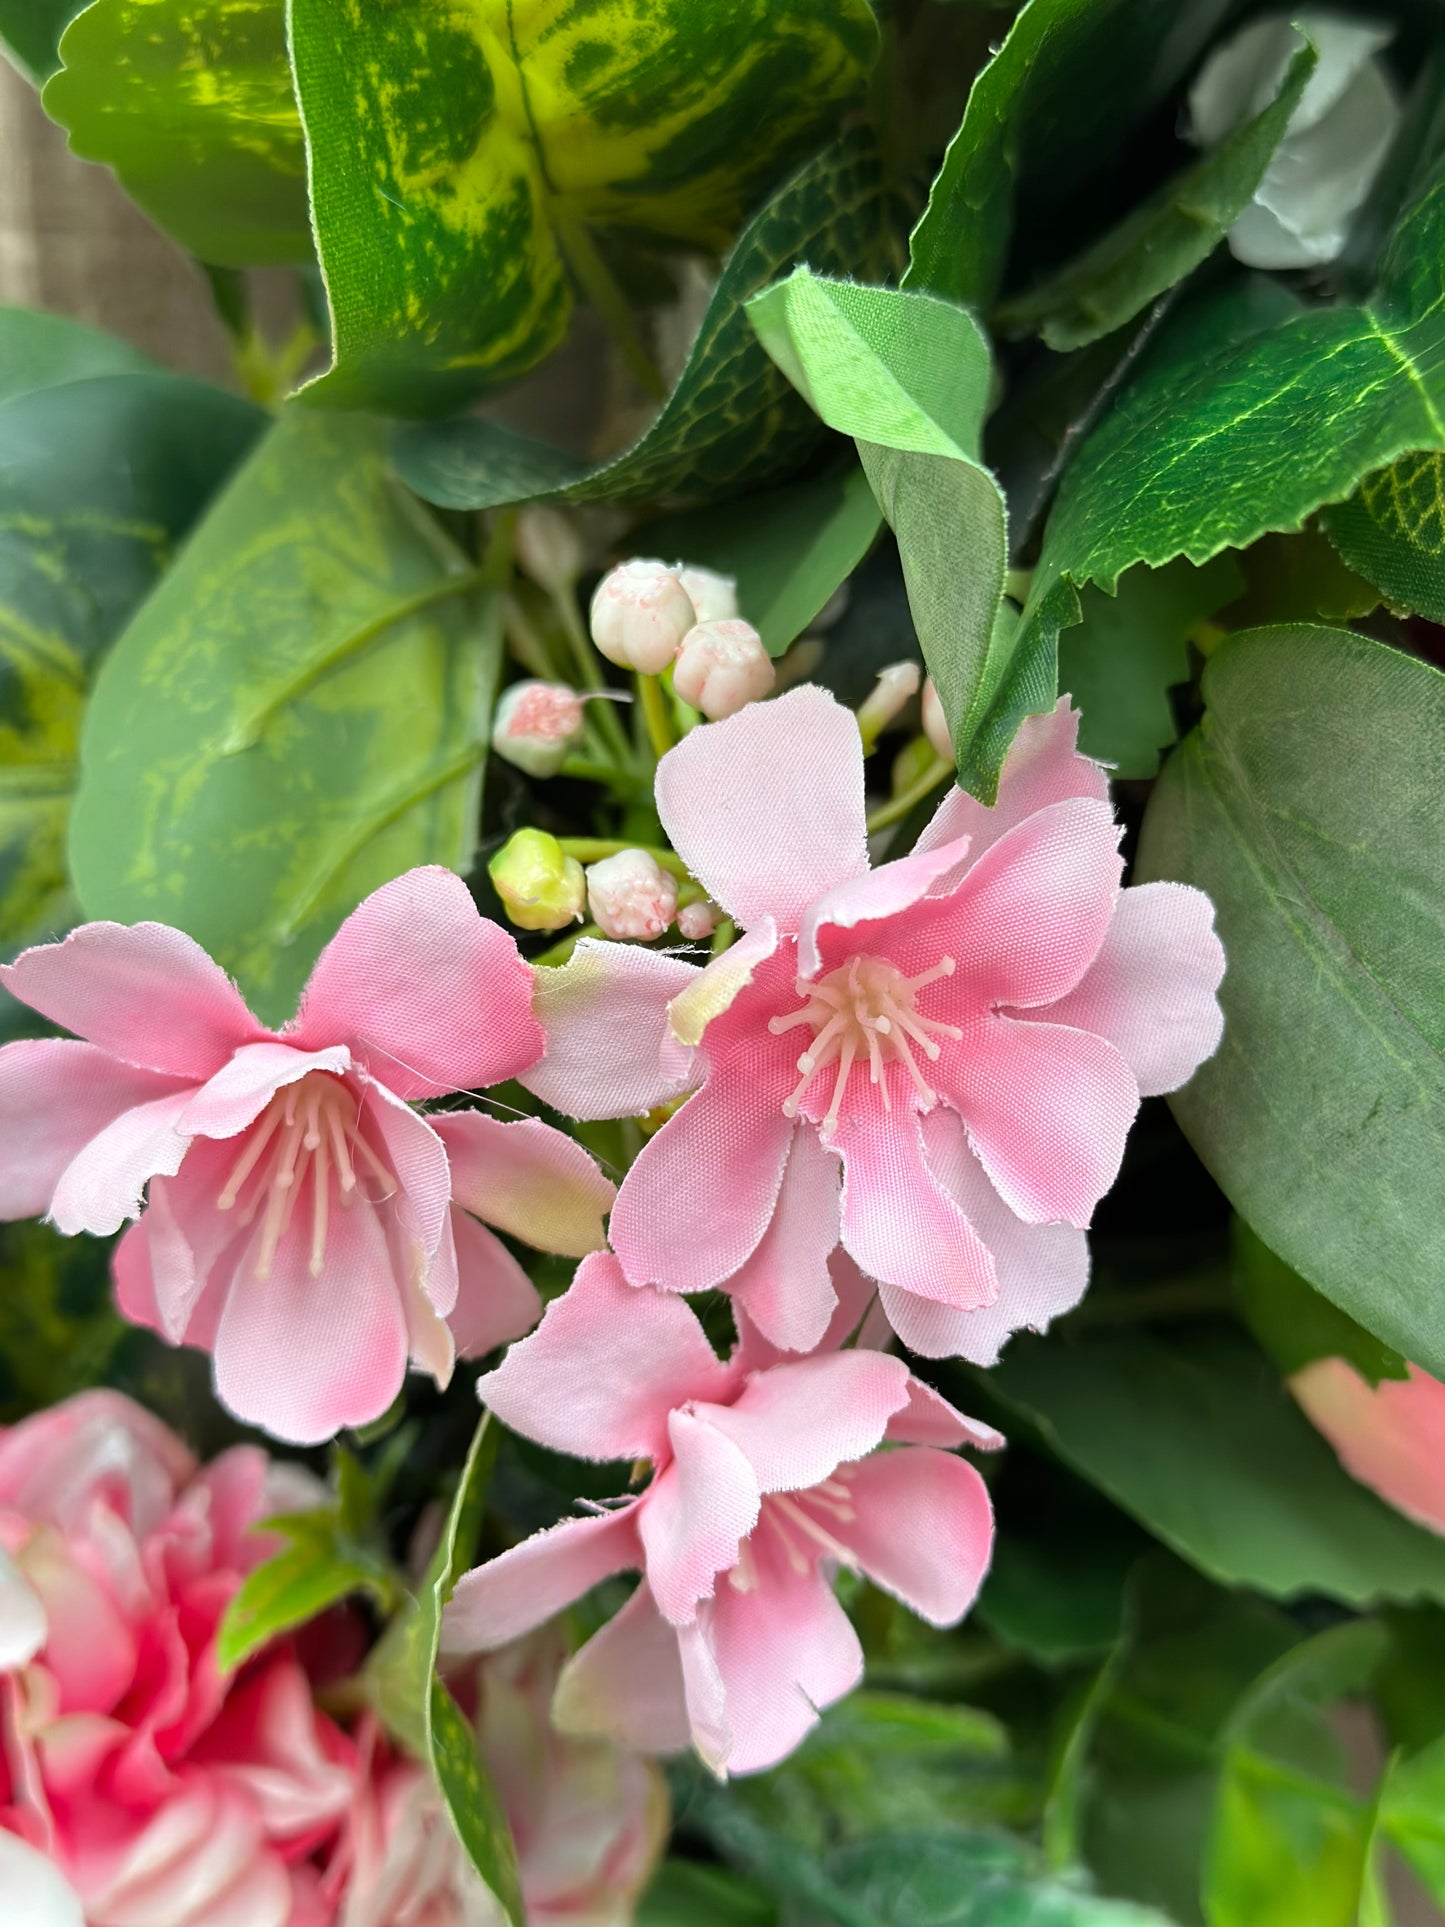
left=514, top=505, right=585, bottom=593
left=590, top=559, right=696, bottom=675
left=491, top=679, right=585, bottom=778
left=675, top=563, right=738, bottom=625
left=921, top=676, right=952, bottom=763
left=857, top=660, right=922, bottom=750
left=1292, top=1358, right=1445, bottom=1535
left=673, top=619, right=775, bottom=719
left=677, top=898, right=720, bottom=941
left=586, top=850, right=678, bottom=941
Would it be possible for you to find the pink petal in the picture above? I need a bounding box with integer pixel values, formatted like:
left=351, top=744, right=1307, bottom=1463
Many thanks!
left=677, top=1617, right=731, bottom=1772
left=49, top=1088, right=196, bottom=1237
left=941, top=1017, right=1138, bottom=1227
left=797, top=835, right=973, bottom=980
left=698, top=1352, right=911, bottom=1495
left=835, top=1108, right=997, bottom=1309
left=430, top=1111, right=614, bottom=1257
left=655, top=686, right=869, bottom=932
left=519, top=939, right=701, bottom=1120
left=474, top=1252, right=736, bottom=1464
left=0, top=921, right=258, bottom=1079
left=834, top=1447, right=993, bottom=1625
left=885, top=1378, right=1004, bottom=1452
left=916, top=698, right=1108, bottom=861
left=0, top=1040, right=190, bottom=1222
left=638, top=1412, right=761, bottom=1625
left=667, top=919, right=780, bottom=1048
left=0, top=1831, right=85, bottom=1927
left=721, top=1124, right=841, bottom=1355
left=447, top=1211, right=542, bottom=1357
left=118, top=1139, right=246, bottom=1344
left=1041, top=881, right=1225, bottom=1096
left=210, top=1194, right=409, bottom=1444
left=1292, top=1359, right=1445, bottom=1536
left=552, top=1583, right=692, bottom=1754
left=0, top=1543, right=46, bottom=1668
left=290, top=867, right=543, bottom=1098
left=179, top=1043, right=350, bottom=1140
left=362, top=1081, right=451, bottom=1271
left=441, top=1506, right=641, bottom=1655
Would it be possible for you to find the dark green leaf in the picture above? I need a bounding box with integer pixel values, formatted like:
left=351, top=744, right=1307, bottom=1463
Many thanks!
left=0, top=1221, right=124, bottom=1421
left=640, top=1860, right=778, bottom=1927
left=69, top=411, right=500, bottom=1026
left=1321, top=451, right=1445, bottom=624
left=393, top=132, right=906, bottom=507
left=0, top=306, right=155, bottom=402
left=1135, top=626, right=1445, bottom=1377
left=216, top=1516, right=392, bottom=1673
left=0, top=0, right=83, bottom=80
left=43, top=0, right=309, bottom=266
left=1233, top=1218, right=1408, bottom=1388
left=291, top=0, right=879, bottom=415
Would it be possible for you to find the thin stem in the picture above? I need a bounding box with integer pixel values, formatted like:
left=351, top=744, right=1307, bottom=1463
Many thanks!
left=710, top=917, right=736, bottom=957
left=549, top=586, right=635, bottom=769
left=636, top=672, right=676, bottom=759
left=558, top=837, right=690, bottom=881
left=551, top=203, right=666, bottom=401
left=865, top=755, right=952, bottom=834
left=558, top=755, right=652, bottom=799
left=534, top=921, right=602, bottom=967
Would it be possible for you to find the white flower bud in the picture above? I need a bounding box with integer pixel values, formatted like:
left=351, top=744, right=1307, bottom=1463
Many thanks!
left=491, top=680, right=585, bottom=778
left=677, top=899, right=720, bottom=941
left=921, top=678, right=952, bottom=764
left=674, top=563, right=738, bottom=626
left=586, top=850, right=678, bottom=942
left=589, top=559, right=696, bottom=675
left=514, top=506, right=585, bottom=593
left=857, top=661, right=922, bottom=750
left=673, top=619, right=775, bottom=720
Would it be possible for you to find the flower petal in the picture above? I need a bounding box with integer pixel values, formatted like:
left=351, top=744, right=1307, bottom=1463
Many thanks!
left=442, top=1506, right=641, bottom=1656
left=362, top=1081, right=451, bottom=1267
left=0, top=1040, right=190, bottom=1222
left=667, top=920, right=779, bottom=1048
left=721, top=1124, right=841, bottom=1355
left=0, top=1543, right=47, bottom=1668
left=798, top=835, right=973, bottom=980
left=834, top=1108, right=997, bottom=1309
left=655, top=685, right=869, bottom=932
left=519, top=939, right=701, bottom=1120
left=1041, top=881, right=1225, bottom=1096
left=431, top=1111, right=614, bottom=1257
left=0, top=1831, right=85, bottom=1927
left=291, top=868, right=542, bottom=1098
left=552, top=1583, right=692, bottom=1755
left=49, top=1089, right=196, bottom=1237
left=916, top=698, right=1108, bottom=862
left=179, top=1043, right=351, bottom=1140
left=698, top=1352, right=911, bottom=1496
left=0, top=921, right=258, bottom=1079
left=834, top=1447, right=993, bottom=1625
left=447, top=1211, right=542, bottom=1358
left=475, top=1251, right=736, bottom=1464
left=1292, top=1359, right=1445, bottom=1536
left=639, top=1412, right=760, bottom=1625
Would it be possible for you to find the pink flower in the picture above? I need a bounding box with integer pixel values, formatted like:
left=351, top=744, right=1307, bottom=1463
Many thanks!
left=1292, top=1358, right=1445, bottom=1535
left=441, top=1253, right=997, bottom=1776
left=524, top=690, right=1224, bottom=1360
left=0, top=868, right=615, bottom=1444
left=0, top=1392, right=358, bottom=1927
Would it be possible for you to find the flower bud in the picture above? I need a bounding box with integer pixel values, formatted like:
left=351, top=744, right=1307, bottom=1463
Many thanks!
left=489, top=829, right=586, bottom=932
left=857, top=661, right=922, bottom=751
left=675, top=563, right=738, bottom=626
left=514, top=505, right=585, bottom=593
left=676, top=898, right=720, bottom=941
left=491, top=680, right=585, bottom=778
left=921, top=677, right=952, bottom=764
left=673, top=619, right=775, bottom=720
left=586, top=850, right=677, bottom=941
left=590, top=559, right=696, bottom=675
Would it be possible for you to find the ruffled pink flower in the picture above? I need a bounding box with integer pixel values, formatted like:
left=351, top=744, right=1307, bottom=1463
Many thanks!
left=0, top=1391, right=358, bottom=1927
left=1292, top=1358, right=1445, bottom=1536
left=0, top=868, right=615, bottom=1444
left=442, top=1253, right=997, bottom=1776
left=523, top=691, right=1224, bottom=1360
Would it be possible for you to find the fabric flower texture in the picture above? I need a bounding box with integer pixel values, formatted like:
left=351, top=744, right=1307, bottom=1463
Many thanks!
left=0, top=1391, right=356, bottom=1927
left=526, top=689, right=1224, bottom=1360
left=1291, top=1357, right=1445, bottom=1537
left=442, top=1252, right=998, bottom=1776
left=0, top=869, right=615, bottom=1444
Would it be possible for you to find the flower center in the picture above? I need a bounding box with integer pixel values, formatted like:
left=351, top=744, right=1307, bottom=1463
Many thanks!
left=767, top=952, right=962, bottom=1135
left=216, top=1072, right=395, bottom=1280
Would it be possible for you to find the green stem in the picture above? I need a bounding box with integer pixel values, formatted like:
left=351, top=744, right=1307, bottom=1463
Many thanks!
left=558, top=755, right=652, bottom=799
left=534, top=921, right=602, bottom=967
left=549, top=587, right=635, bottom=769
left=710, top=917, right=736, bottom=957
left=551, top=203, right=666, bottom=401
left=865, top=755, right=952, bottom=833
left=636, top=672, right=676, bottom=760
left=558, top=837, right=690, bottom=881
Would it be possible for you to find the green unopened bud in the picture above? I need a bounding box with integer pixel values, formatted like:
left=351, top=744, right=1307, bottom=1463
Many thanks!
left=489, top=829, right=586, bottom=932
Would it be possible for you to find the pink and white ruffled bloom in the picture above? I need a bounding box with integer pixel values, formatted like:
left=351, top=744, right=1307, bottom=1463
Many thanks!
left=0, top=868, right=614, bottom=1444
left=1292, top=1358, right=1445, bottom=1536
left=0, top=1392, right=356, bottom=1927
left=523, top=690, right=1224, bottom=1360
left=442, top=1253, right=997, bottom=1776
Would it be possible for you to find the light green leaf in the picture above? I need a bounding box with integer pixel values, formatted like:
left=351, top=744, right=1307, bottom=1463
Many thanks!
left=996, top=35, right=1315, bottom=351
left=0, top=0, right=82, bottom=81
left=393, top=131, right=906, bottom=509
left=217, top=1512, right=393, bottom=1674
left=979, top=1325, right=1445, bottom=1604
left=69, top=411, right=500, bottom=1026
left=1234, top=1218, right=1408, bottom=1389
left=43, top=0, right=309, bottom=266
left=1322, top=451, right=1445, bottom=624
left=1136, top=627, right=1445, bottom=1378
left=290, top=0, right=879, bottom=416
left=1378, top=1734, right=1445, bottom=1904
left=748, top=269, right=1029, bottom=797
left=0, top=306, right=156, bottom=402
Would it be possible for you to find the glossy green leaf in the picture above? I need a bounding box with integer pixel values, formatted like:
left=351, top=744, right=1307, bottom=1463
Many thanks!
left=1234, top=1218, right=1408, bottom=1389
left=1136, top=627, right=1445, bottom=1377
left=980, top=1325, right=1445, bottom=1604
left=69, top=411, right=500, bottom=1027
left=291, top=0, right=879, bottom=416
left=43, top=0, right=309, bottom=266
left=393, top=132, right=905, bottom=508
left=216, top=1511, right=393, bottom=1674
left=748, top=270, right=1031, bottom=797
left=1322, top=451, right=1445, bottom=624
left=0, top=0, right=82, bottom=80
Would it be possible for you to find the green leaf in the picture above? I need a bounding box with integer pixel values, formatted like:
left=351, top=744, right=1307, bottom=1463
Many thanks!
left=0, top=306, right=155, bottom=401
left=43, top=0, right=309, bottom=267
left=995, top=35, right=1315, bottom=352
left=1057, top=556, right=1242, bottom=779
left=68, top=411, right=500, bottom=1026
left=640, top=1860, right=778, bottom=1927
left=393, top=131, right=906, bottom=508
left=1233, top=1218, right=1408, bottom=1389
left=0, top=1221, right=125, bottom=1421
left=1321, top=451, right=1445, bottom=624
left=0, top=0, right=82, bottom=81
left=1378, top=1734, right=1445, bottom=1904
left=216, top=1512, right=393, bottom=1674
left=1135, top=626, right=1445, bottom=1377
left=978, top=1325, right=1445, bottom=1605
left=905, top=0, right=1233, bottom=309
left=747, top=269, right=1029, bottom=798
left=290, top=0, right=879, bottom=416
